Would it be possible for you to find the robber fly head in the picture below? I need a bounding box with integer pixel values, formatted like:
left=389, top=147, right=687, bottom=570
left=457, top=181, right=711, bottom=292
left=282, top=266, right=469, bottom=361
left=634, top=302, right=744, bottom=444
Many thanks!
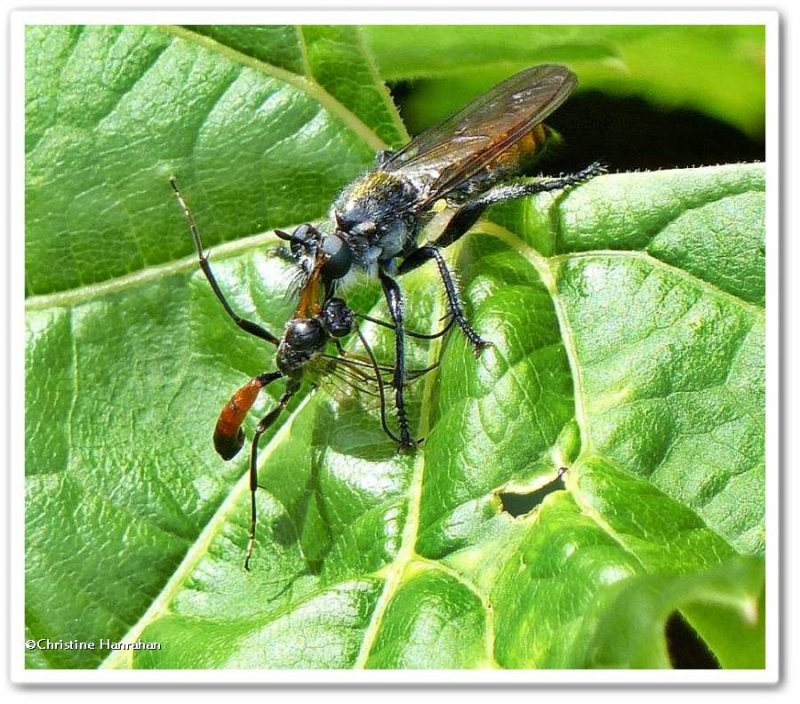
left=275, top=223, right=353, bottom=284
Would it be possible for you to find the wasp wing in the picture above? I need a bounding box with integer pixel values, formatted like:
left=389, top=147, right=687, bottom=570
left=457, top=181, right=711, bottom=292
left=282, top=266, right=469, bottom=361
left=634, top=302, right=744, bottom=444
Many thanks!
left=292, top=256, right=326, bottom=318
left=381, top=64, right=576, bottom=205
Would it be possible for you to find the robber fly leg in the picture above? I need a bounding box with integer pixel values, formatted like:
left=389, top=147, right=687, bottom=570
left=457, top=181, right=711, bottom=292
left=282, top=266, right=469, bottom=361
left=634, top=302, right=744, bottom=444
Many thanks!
left=458, top=161, right=607, bottom=212
left=408, top=161, right=607, bottom=258
left=374, top=149, right=396, bottom=166
left=170, top=177, right=280, bottom=346
left=244, top=378, right=300, bottom=571
left=398, top=246, right=490, bottom=356
left=354, top=311, right=454, bottom=340
left=378, top=270, right=416, bottom=451
left=397, top=162, right=605, bottom=351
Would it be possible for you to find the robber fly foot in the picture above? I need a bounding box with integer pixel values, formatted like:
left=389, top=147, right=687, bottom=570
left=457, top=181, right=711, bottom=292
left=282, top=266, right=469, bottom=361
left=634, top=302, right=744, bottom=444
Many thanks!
left=471, top=339, right=493, bottom=358
left=575, top=160, right=608, bottom=182
left=398, top=437, right=419, bottom=454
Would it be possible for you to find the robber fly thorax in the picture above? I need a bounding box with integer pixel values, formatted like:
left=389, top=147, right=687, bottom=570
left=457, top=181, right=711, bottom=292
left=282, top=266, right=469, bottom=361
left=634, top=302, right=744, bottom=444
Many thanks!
left=330, top=122, right=553, bottom=274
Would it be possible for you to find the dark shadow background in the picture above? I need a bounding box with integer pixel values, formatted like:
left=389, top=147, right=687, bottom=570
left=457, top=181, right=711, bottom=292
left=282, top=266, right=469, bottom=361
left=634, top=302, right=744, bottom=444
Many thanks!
left=391, top=84, right=766, bottom=173
left=550, top=92, right=765, bottom=172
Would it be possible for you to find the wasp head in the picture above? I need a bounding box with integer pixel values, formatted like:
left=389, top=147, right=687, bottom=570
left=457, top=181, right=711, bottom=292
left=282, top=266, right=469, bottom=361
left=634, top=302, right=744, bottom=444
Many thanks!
left=275, top=224, right=353, bottom=285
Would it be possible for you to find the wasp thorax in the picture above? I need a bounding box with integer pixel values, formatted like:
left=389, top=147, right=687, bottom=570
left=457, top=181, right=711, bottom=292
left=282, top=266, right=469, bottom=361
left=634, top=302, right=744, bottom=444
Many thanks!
left=277, top=318, right=327, bottom=375
left=284, top=318, right=325, bottom=349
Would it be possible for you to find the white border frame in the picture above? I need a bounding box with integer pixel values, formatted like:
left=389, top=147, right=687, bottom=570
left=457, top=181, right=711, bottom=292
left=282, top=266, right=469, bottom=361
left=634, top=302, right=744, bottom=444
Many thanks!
left=8, top=7, right=780, bottom=686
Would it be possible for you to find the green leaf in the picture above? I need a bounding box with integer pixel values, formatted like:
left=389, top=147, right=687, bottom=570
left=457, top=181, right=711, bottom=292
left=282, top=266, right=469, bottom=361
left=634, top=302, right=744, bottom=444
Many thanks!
left=25, top=24, right=404, bottom=296
left=25, top=25, right=765, bottom=670
left=363, top=25, right=765, bottom=137
left=489, top=491, right=764, bottom=668
left=582, top=555, right=765, bottom=669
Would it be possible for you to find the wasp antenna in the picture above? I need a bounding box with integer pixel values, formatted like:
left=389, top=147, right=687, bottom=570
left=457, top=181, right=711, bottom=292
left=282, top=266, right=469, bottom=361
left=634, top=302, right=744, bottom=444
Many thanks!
left=171, top=178, right=282, bottom=347
left=170, top=176, right=207, bottom=258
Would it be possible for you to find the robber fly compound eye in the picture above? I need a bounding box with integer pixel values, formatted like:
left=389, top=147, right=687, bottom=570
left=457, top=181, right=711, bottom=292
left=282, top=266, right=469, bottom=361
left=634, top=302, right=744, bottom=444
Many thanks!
left=320, top=234, right=353, bottom=281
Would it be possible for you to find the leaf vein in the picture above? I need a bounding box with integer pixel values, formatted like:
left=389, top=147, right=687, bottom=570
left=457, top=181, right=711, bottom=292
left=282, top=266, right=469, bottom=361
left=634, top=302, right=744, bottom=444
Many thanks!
left=160, top=25, right=387, bottom=152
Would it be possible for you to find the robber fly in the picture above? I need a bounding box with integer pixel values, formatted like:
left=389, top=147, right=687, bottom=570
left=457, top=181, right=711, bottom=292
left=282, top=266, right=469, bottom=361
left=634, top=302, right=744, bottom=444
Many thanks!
left=275, top=64, right=605, bottom=449
left=170, top=179, right=440, bottom=569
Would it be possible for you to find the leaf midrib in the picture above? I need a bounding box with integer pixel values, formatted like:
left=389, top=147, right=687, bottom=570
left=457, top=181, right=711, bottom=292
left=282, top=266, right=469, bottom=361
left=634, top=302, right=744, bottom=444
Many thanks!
left=351, top=263, right=448, bottom=668
left=25, top=228, right=279, bottom=311
left=474, top=213, right=765, bottom=461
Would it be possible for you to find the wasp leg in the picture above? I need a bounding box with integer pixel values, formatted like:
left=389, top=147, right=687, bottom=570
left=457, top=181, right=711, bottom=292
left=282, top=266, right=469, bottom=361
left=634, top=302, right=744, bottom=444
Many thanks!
left=378, top=270, right=415, bottom=451
left=398, top=246, right=490, bottom=355
left=354, top=324, right=402, bottom=446
left=170, top=178, right=280, bottom=346
left=244, top=378, right=301, bottom=571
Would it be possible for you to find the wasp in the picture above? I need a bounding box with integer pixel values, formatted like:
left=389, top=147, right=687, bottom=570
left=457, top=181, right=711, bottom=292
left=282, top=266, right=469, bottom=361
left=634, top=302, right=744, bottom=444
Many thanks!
left=171, top=180, right=440, bottom=569
left=276, top=64, right=604, bottom=449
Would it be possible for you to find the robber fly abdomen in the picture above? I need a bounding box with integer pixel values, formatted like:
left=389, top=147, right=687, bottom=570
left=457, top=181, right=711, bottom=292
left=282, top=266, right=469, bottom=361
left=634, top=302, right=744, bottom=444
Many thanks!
left=445, top=123, right=552, bottom=203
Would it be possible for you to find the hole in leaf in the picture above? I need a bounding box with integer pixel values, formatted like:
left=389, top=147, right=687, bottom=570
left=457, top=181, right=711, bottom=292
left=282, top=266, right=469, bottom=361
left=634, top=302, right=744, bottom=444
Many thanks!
left=665, top=612, right=720, bottom=669
left=499, top=469, right=567, bottom=517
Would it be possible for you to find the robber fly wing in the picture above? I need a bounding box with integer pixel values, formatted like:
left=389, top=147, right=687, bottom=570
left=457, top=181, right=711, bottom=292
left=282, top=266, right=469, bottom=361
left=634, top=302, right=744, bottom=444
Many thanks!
left=381, top=64, right=577, bottom=205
